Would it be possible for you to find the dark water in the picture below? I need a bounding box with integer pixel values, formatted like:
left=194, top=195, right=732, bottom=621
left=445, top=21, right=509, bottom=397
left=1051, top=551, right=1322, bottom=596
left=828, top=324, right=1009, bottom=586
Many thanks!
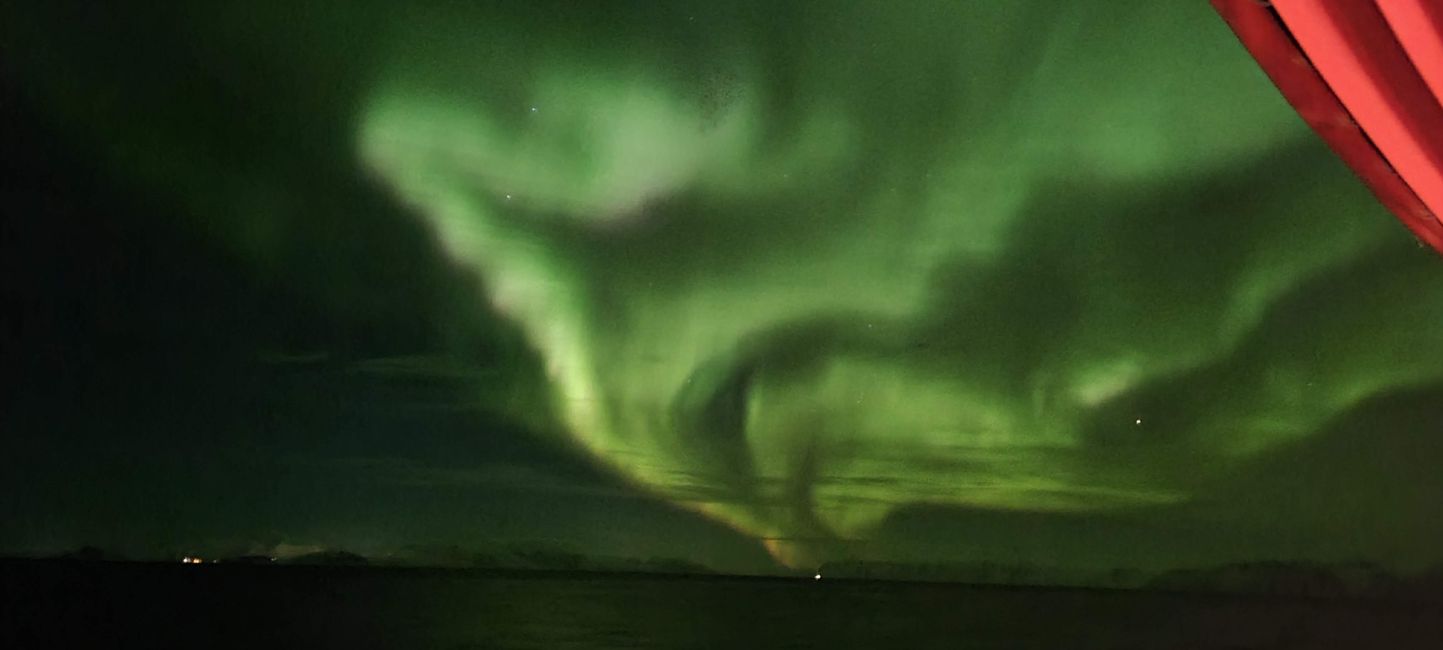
left=3, top=562, right=1441, bottom=649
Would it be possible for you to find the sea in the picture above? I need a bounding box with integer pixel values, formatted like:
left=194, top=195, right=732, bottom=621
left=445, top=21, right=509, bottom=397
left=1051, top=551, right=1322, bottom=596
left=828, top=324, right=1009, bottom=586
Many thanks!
left=3, top=561, right=1440, bottom=648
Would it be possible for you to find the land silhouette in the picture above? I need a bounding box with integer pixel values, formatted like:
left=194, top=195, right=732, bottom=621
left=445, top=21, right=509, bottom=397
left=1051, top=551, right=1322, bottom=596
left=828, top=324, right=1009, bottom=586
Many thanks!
left=19, top=545, right=1443, bottom=600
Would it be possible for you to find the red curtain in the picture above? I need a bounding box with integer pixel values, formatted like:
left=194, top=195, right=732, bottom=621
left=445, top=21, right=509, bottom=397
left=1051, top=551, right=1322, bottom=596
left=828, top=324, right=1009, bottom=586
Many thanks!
left=1213, top=0, right=1443, bottom=253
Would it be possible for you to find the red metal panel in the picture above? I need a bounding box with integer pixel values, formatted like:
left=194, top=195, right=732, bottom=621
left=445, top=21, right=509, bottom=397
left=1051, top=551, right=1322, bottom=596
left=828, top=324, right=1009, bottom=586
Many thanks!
left=1377, top=0, right=1443, bottom=109
left=1273, top=1, right=1443, bottom=234
left=1211, top=0, right=1443, bottom=253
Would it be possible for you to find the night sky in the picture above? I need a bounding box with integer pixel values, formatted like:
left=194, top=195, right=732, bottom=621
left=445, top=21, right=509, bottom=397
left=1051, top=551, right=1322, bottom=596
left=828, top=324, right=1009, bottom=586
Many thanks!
left=3, top=1, right=1442, bottom=576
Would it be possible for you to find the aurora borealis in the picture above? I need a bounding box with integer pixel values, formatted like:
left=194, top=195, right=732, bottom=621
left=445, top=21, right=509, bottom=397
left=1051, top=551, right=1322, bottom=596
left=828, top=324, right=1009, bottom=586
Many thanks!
left=4, top=1, right=1443, bottom=574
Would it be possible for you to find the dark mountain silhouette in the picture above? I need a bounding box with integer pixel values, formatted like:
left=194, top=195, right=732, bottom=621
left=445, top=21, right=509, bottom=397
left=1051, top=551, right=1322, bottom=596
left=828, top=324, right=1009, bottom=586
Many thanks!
left=1147, top=561, right=1352, bottom=597
left=285, top=550, right=369, bottom=566
left=815, top=559, right=1067, bottom=586
left=219, top=555, right=277, bottom=565
left=51, top=546, right=117, bottom=562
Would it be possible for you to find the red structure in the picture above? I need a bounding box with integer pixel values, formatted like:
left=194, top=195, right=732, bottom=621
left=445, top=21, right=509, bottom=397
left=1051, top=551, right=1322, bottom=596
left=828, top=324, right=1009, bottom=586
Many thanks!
left=1212, top=0, right=1443, bottom=253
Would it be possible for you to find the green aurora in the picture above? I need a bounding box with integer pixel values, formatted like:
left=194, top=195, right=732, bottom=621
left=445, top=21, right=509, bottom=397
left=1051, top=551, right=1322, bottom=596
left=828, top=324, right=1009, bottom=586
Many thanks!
left=353, top=2, right=1443, bottom=564
left=4, top=1, right=1443, bottom=569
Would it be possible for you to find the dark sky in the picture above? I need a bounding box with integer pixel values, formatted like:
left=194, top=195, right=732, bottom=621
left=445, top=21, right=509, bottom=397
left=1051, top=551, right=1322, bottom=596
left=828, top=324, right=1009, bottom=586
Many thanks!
left=3, top=1, right=1442, bottom=576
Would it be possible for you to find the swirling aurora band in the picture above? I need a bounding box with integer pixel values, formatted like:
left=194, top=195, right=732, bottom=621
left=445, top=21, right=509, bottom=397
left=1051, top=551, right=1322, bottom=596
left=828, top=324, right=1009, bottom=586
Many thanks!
left=355, top=3, right=1443, bottom=565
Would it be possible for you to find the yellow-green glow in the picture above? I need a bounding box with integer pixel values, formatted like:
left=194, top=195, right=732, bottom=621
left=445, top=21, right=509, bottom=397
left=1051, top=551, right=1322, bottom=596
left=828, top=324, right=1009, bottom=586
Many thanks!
left=352, top=3, right=1443, bottom=565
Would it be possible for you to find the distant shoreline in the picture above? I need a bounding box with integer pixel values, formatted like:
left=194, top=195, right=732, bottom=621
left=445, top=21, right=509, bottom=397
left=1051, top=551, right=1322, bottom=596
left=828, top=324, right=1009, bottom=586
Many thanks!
left=5, top=557, right=1439, bottom=605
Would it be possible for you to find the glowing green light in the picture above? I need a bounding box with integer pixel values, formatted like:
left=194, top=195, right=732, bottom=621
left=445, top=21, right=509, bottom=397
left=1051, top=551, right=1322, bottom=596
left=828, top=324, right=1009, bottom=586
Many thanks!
left=355, top=2, right=1443, bottom=566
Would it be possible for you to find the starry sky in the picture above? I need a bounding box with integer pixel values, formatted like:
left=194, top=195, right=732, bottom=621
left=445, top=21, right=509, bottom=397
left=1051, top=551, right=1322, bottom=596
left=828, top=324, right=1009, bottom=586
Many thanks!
left=3, top=1, right=1442, bottom=575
